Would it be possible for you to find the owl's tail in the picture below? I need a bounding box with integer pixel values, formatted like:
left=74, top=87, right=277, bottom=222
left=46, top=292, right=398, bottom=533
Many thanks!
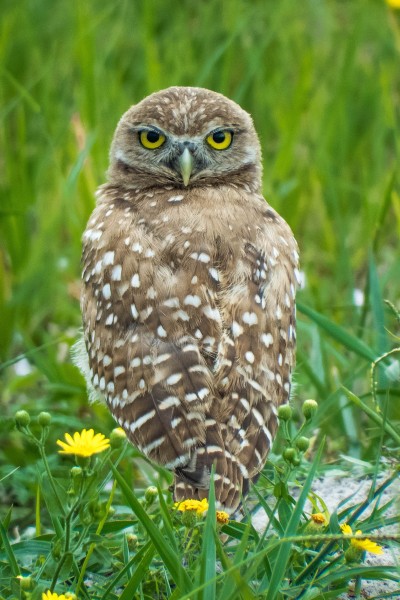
left=173, top=420, right=245, bottom=513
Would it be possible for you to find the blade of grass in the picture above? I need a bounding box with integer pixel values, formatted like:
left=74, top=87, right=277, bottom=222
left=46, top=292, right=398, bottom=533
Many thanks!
left=218, top=522, right=257, bottom=600
left=99, top=540, right=154, bottom=600
left=110, top=462, right=192, bottom=595
left=297, top=302, right=376, bottom=361
left=118, top=543, right=156, bottom=600
left=198, top=472, right=216, bottom=600
left=342, top=387, right=400, bottom=445
left=0, top=521, right=20, bottom=576
left=157, top=486, right=179, bottom=553
left=368, top=252, right=389, bottom=358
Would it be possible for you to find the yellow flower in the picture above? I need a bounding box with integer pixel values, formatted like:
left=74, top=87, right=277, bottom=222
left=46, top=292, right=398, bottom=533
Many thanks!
left=174, top=498, right=209, bottom=515
left=310, top=512, right=328, bottom=526
left=216, top=510, right=229, bottom=525
left=42, top=592, right=77, bottom=600
left=57, top=428, right=110, bottom=457
left=386, top=0, right=400, bottom=9
left=340, top=523, right=383, bottom=555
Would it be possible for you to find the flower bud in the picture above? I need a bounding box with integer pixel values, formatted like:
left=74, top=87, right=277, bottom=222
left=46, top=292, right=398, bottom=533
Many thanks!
left=278, top=404, right=293, bottom=421
left=144, top=486, right=158, bottom=505
left=344, top=546, right=363, bottom=563
left=38, top=411, right=52, bottom=427
left=16, top=575, right=32, bottom=590
left=181, top=510, right=198, bottom=527
left=282, top=447, right=297, bottom=464
left=88, top=500, right=107, bottom=520
left=110, top=427, right=127, bottom=448
left=302, top=399, right=318, bottom=420
left=126, top=533, right=138, bottom=550
left=15, top=410, right=30, bottom=428
left=295, top=436, right=310, bottom=453
left=71, top=466, right=83, bottom=478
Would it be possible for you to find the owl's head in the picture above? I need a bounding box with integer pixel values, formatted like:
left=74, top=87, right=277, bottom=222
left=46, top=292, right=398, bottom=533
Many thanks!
left=107, top=87, right=262, bottom=192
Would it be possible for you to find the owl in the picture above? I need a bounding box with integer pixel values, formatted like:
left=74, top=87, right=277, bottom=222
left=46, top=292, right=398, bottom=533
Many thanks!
left=77, top=86, right=299, bottom=512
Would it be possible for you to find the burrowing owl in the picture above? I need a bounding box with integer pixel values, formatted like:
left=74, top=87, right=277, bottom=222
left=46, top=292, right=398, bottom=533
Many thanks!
left=77, top=87, right=299, bottom=512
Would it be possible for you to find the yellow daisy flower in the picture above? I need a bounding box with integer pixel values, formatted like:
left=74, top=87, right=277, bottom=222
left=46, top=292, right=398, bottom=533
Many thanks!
left=42, top=591, right=77, bottom=600
left=386, top=0, right=400, bottom=9
left=174, top=498, right=209, bottom=515
left=216, top=510, right=230, bottom=525
left=57, top=428, right=110, bottom=457
left=340, top=523, right=383, bottom=555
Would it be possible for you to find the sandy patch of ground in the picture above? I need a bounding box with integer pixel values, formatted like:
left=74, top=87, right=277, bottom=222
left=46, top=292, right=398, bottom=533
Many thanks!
left=252, top=471, right=400, bottom=598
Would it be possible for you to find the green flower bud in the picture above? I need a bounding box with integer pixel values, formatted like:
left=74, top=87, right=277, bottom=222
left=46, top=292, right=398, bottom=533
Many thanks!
left=144, top=486, right=158, bottom=504
left=295, top=436, right=310, bottom=453
left=126, top=533, right=138, bottom=550
left=17, top=575, right=33, bottom=590
left=110, top=427, right=127, bottom=448
left=344, top=546, right=363, bottom=563
left=38, top=411, right=52, bottom=427
left=278, top=404, right=293, bottom=421
left=15, top=410, right=31, bottom=428
left=71, top=466, right=83, bottom=478
left=88, top=500, right=107, bottom=520
left=283, top=447, right=297, bottom=464
left=302, top=399, right=318, bottom=420
left=181, top=510, right=198, bottom=527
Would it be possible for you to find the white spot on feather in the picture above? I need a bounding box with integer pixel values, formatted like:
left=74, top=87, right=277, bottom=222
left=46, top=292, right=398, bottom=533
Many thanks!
left=131, top=274, right=141, bottom=288
left=242, top=311, right=258, bottom=326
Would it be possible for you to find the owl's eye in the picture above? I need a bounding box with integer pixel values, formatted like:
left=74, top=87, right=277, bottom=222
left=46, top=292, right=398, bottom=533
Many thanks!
left=139, top=130, right=166, bottom=149
left=206, top=129, right=233, bottom=150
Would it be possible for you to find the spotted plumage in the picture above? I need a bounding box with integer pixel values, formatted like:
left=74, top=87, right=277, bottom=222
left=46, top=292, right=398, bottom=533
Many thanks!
left=77, top=86, right=299, bottom=512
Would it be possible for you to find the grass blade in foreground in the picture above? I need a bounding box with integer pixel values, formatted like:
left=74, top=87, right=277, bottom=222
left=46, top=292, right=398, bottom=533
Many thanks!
left=264, top=439, right=325, bottom=600
left=0, top=521, right=20, bottom=576
left=110, top=463, right=193, bottom=595
left=99, top=540, right=153, bottom=600
left=118, top=542, right=156, bottom=600
left=198, top=476, right=216, bottom=600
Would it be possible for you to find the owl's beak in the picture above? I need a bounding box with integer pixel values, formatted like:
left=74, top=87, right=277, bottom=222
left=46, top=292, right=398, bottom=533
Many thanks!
left=178, top=148, right=193, bottom=186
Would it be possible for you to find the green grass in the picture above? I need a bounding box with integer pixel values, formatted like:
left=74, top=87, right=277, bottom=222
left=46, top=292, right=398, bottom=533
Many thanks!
left=1, top=0, right=400, bottom=598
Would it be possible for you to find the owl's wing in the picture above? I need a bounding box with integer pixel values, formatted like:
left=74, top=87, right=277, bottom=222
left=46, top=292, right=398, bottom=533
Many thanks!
left=80, top=202, right=215, bottom=475
left=210, top=208, right=299, bottom=487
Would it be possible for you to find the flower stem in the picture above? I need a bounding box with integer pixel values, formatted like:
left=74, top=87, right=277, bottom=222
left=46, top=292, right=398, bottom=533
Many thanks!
left=75, top=478, right=117, bottom=595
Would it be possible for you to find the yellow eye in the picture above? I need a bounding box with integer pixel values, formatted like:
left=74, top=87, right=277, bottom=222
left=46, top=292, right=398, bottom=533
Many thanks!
left=139, top=130, right=166, bottom=149
left=206, top=129, right=233, bottom=150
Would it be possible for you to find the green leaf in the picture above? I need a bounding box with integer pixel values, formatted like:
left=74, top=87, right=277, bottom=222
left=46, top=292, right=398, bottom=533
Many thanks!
left=297, top=302, right=376, bottom=361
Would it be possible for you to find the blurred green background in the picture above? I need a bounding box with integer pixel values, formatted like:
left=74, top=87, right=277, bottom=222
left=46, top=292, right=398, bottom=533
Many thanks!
left=1, top=0, right=400, bottom=491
